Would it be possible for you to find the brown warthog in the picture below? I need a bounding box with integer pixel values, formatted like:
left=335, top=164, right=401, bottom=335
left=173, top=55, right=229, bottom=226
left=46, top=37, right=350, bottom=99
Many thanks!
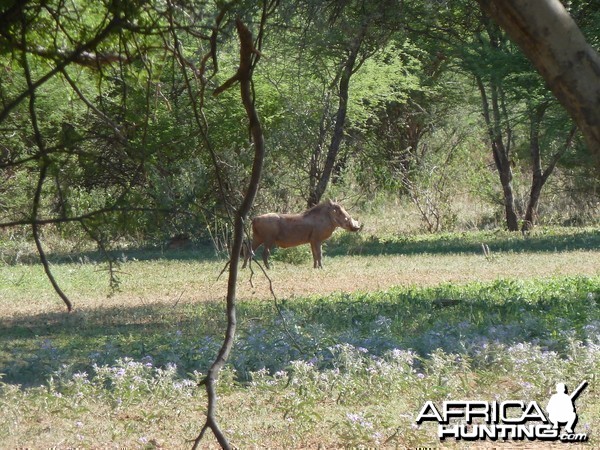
left=242, top=199, right=361, bottom=269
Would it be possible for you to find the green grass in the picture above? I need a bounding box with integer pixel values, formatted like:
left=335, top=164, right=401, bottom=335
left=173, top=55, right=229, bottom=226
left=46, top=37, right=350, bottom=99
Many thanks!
left=3, top=277, right=598, bottom=386
left=1, top=228, right=600, bottom=447
left=328, top=226, right=600, bottom=256
left=3, top=226, right=599, bottom=266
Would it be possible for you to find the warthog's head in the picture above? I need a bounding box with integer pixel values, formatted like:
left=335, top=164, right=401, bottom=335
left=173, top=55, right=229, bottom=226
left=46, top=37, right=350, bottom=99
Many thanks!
left=328, top=200, right=362, bottom=232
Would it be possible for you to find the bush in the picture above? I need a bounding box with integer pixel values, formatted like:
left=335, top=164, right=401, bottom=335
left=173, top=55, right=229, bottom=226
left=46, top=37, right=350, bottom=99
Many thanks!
left=270, top=245, right=313, bottom=265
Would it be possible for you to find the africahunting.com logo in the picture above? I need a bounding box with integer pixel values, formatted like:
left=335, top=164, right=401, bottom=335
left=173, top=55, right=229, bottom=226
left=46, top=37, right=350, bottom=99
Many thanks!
left=415, top=381, right=589, bottom=442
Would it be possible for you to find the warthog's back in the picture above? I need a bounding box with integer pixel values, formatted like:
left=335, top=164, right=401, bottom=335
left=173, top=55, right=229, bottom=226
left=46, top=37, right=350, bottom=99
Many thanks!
left=252, top=212, right=333, bottom=248
left=251, top=213, right=280, bottom=241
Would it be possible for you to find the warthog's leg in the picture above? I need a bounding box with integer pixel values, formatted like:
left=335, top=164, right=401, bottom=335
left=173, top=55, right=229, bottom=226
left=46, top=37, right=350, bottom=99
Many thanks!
left=262, top=244, right=272, bottom=269
left=310, top=241, right=323, bottom=269
left=241, top=240, right=250, bottom=268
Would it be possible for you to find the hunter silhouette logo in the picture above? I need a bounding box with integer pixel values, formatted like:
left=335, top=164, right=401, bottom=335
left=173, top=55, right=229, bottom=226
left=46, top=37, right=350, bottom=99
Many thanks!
left=415, top=380, right=589, bottom=442
left=547, top=381, right=587, bottom=435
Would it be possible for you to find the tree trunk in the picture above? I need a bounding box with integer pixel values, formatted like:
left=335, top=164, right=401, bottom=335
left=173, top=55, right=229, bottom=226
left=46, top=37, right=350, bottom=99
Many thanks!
left=478, top=0, right=600, bottom=157
left=523, top=181, right=542, bottom=232
left=523, top=106, right=576, bottom=232
left=498, top=162, right=519, bottom=231
left=476, top=75, right=520, bottom=231
left=523, top=104, right=547, bottom=231
left=308, top=92, right=332, bottom=205
left=307, top=31, right=364, bottom=207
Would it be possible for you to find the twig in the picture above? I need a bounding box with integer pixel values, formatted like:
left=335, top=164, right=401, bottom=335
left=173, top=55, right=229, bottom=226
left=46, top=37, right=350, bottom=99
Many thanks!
left=481, top=243, right=492, bottom=259
left=216, top=260, right=231, bottom=282
left=80, top=220, right=121, bottom=293
left=247, top=250, right=256, bottom=289
left=383, top=427, right=402, bottom=446
left=253, top=260, right=307, bottom=354
left=173, top=290, right=185, bottom=308
left=0, top=206, right=176, bottom=229
left=60, top=68, right=126, bottom=142
left=31, top=169, right=74, bottom=312
left=21, top=15, right=73, bottom=312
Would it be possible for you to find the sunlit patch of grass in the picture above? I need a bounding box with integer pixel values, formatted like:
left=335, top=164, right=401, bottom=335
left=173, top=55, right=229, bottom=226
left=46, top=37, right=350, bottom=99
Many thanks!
left=2, top=226, right=600, bottom=313
left=1, top=228, right=600, bottom=447
left=1, top=270, right=600, bottom=447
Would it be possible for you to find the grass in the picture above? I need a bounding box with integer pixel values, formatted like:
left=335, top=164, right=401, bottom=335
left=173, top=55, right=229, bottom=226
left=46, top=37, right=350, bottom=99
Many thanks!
left=1, top=227, right=599, bottom=448
left=3, top=227, right=600, bottom=313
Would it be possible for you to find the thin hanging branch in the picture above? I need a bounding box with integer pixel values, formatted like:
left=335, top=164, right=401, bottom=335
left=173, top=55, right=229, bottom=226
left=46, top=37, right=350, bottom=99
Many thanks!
left=251, top=259, right=307, bottom=353
left=31, top=162, right=73, bottom=312
left=19, top=12, right=73, bottom=312
left=165, top=0, right=236, bottom=223
left=193, top=18, right=266, bottom=450
left=60, top=68, right=126, bottom=142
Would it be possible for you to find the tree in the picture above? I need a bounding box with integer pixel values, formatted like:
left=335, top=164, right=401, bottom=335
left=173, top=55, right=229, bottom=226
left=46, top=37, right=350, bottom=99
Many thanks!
left=306, top=22, right=365, bottom=207
left=398, top=0, right=523, bottom=230
left=0, top=0, right=138, bottom=310
left=0, top=0, right=255, bottom=304
left=306, top=0, right=407, bottom=207
left=477, top=0, right=600, bottom=157
left=257, top=0, right=404, bottom=208
left=191, top=15, right=269, bottom=449
left=473, top=18, right=520, bottom=230
left=398, top=0, right=588, bottom=230
left=1, top=2, right=272, bottom=448
left=522, top=100, right=577, bottom=231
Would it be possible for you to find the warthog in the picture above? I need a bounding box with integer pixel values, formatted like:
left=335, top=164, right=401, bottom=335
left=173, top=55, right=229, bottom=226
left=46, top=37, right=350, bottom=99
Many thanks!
left=242, top=199, right=361, bottom=269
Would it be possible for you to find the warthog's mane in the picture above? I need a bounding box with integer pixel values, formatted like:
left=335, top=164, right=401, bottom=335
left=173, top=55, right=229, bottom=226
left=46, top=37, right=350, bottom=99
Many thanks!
left=303, top=201, right=334, bottom=216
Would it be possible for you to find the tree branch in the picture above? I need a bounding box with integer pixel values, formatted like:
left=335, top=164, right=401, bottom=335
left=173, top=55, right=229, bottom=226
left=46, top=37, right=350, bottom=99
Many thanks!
left=0, top=206, right=176, bottom=229
left=193, top=18, right=266, bottom=450
left=165, top=1, right=235, bottom=223
left=31, top=162, right=73, bottom=312
left=0, top=13, right=123, bottom=124
left=20, top=13, right=73, bottom=312
left=60, top=68, right=126, bottom=142
left=477, top=0, right=600, bottom=157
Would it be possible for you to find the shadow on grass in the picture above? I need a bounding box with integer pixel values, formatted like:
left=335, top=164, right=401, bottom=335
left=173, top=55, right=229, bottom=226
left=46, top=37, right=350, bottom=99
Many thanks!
left=2, top=241, right=224, bottom=266
left=2, top=276, right=598, bottom=387
left=0, top=302, right=222, bottom=387
left=3, top=228, right=599, bottom=268
left=327, top=227, right=600, bottom=258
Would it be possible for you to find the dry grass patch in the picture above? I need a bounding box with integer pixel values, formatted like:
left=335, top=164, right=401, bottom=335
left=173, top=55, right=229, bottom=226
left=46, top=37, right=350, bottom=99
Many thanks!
left=2, top=248, right=600, bottom=317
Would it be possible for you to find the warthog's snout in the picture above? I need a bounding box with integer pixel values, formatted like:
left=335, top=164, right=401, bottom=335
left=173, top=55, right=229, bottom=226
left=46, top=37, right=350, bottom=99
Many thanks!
left=350, top=219, right=362, bottom=232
